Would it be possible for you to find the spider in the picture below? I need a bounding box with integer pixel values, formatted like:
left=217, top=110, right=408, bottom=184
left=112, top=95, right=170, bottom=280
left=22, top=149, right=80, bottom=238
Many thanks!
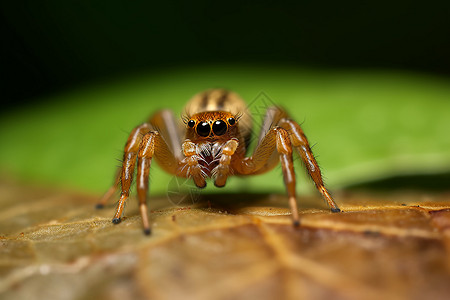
left=97, top=89, right=340, bottom=235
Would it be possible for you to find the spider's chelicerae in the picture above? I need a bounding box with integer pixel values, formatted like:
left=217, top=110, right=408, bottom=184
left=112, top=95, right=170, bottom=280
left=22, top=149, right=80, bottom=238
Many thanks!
left=98, top=89, right=340, bottom=234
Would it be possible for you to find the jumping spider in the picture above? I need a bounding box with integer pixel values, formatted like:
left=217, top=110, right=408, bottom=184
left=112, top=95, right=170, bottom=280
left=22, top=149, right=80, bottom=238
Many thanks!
left=98, top=89, right=340, bottom=234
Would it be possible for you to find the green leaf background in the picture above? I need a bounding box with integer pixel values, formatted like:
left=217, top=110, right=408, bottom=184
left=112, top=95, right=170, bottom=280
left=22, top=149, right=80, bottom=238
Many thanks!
left=1, top=65, right=449, bottom=195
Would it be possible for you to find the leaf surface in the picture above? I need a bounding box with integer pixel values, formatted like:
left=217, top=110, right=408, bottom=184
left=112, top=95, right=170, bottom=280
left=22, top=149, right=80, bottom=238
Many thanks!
left=1, top=181, right=449, bottom=300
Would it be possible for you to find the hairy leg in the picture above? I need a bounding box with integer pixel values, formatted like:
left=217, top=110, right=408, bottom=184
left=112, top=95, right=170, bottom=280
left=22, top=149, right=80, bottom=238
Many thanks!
left=99, top=109, right=186, bottom=234
left=136, top=131, right=180, bottom=234
left=112, top=123, right=153, bottom=224
left=279, top=118, right=340, bottom=212
left=232, top=127, right=300, bottom=225
left=98, top=110, right=182, bottom=208
left=97, top=123, right=152, bottom=210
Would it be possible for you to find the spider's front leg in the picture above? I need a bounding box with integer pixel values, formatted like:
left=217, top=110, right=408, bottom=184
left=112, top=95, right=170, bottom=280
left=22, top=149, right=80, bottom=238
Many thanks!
left=233, top=127, right=300, bottom=225
left=99, top=110, right=181, bottom=235
left=102, top=123, right=152, bottom=224
left=232, top=105, right=340, bottom=226
left=96, top=124, right=151, bottom=209
left=133, top=130, right=178, bottom=234
left=278, top=118, right=340, bottom=213
left=113, top=128, right=178, bottom=234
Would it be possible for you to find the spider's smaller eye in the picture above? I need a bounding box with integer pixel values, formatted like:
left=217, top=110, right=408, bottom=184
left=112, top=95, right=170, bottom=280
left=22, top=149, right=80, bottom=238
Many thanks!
left=188, top=120, right=195, bottom=128
left=227, top=117, right=236, bottom=126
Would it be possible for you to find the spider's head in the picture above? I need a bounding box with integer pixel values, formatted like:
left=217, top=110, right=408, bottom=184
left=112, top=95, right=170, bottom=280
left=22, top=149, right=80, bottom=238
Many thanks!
left=184, top=111, right=239, bottom=141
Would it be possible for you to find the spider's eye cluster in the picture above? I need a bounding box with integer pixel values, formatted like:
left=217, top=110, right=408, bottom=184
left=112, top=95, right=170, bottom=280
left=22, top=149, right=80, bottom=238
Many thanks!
left=191, top=116, right=236, bottom=137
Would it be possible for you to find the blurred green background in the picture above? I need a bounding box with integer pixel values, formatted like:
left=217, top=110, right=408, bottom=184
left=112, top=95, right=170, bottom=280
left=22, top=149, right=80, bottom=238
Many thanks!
left=1, top=1, right=449, bottom=195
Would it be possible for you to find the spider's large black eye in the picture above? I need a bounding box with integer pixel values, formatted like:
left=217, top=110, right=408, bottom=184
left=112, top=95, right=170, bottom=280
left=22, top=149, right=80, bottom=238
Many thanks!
left=196, top=122, right=211, bottom=137
left=227, top=117, right=236, bottom=125
left=188, top=120, right=195, bottom=128
left=212, top=120, right=227, bottom=136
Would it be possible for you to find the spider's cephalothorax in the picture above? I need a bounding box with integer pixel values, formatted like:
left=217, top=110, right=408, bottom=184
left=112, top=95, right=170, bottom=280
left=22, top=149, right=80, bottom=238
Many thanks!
left=98, top=89, right=340, bottom=235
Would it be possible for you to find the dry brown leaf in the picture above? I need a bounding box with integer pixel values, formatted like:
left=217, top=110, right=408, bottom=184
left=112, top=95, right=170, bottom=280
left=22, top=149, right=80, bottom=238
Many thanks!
left=1, top=180, right=450, bottom=300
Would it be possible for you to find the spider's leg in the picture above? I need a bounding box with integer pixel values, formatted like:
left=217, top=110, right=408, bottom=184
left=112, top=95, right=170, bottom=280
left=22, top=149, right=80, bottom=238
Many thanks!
left=112, top=123, right=152, bottom=224
left=279, top=118, right=340, bottom=212
left=98, top=123, right=151, bottom=209
left=275, top=128, right=299, bottom=225
left=136, top=131, right=180, bottom=235
left=232, top=127, right=299, bottom=225
left=213, top=138, right=239, bottom=187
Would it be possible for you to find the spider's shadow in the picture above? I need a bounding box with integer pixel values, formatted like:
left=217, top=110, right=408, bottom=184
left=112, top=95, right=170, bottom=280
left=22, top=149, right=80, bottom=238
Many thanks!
left=168, top=191, right=283, bottom=213
left=201, top=192, right=272, bottom=208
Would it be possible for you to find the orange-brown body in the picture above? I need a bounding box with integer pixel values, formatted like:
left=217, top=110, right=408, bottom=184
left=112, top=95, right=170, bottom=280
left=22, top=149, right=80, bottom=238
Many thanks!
left=99, top=89, right=340, bottom=235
